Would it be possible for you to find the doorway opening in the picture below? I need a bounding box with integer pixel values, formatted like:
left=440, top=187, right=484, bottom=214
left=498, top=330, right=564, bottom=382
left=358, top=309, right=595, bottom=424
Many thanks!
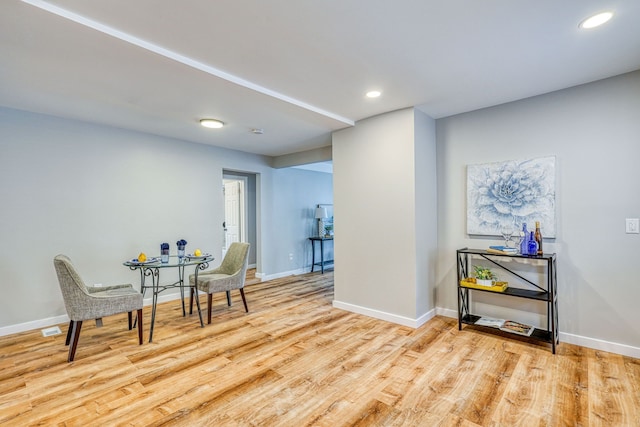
left=222, top=171, right=257, bottom=268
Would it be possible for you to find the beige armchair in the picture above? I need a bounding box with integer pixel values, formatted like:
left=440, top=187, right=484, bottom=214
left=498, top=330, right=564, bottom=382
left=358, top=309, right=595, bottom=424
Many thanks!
left=53, top=254, right=143, bottom=362
left=189, top=242, right=250, bottom=324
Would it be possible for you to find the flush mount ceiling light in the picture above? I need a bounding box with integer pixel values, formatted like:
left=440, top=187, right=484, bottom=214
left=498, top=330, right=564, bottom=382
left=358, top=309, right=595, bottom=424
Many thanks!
left=366, top=90, right=381, bottom=98
left=251, top=128, right=264, bottom=134
left=579, top=11, right=613, bottom=29
left=200, top=119, right=224, bottom=129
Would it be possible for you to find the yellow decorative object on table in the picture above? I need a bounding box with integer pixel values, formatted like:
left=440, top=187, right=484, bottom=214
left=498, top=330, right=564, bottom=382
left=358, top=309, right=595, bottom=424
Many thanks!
left=137, top=253, right=147, bottom=262
left=194, top=249, right=202, bottom=257
left=460, top=278, right=508, bottom=292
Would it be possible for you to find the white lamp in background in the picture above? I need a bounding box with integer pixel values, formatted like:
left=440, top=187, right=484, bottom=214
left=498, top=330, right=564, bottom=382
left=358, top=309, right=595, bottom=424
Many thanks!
left=315, top=206, right=328, bottom=237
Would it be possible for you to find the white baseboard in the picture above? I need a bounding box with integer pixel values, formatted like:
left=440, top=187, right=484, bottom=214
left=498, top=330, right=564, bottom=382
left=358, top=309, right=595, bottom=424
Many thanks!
left=332, top=300, right=436, bottom=328
left=0, top=314, right=71, bottom=337
left=559, top=331, right=640, bottom=359
left=255, top=267, right=308, bottom=282
left=0, top=292, right=186, bottom=337
left=436, top=307, right=458, bottom=318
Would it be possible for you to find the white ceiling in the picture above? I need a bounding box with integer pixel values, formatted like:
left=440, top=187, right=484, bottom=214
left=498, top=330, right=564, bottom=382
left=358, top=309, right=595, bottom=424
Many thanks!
left=2, top=0, right=639, bottom=157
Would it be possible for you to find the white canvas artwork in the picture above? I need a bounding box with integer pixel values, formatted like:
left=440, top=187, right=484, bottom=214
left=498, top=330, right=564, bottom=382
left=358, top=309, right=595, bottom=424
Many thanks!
left=467, top=156, right=556, bottom=237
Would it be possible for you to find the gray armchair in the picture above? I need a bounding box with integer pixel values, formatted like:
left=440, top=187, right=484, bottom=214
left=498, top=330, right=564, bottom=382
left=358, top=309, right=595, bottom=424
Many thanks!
left=189, top=242, right=250, bottom=324
left=53, top=254, right=143, bottom=362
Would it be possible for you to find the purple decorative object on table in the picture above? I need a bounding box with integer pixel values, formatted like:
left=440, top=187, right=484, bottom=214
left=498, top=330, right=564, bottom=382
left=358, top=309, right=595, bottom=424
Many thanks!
left=161, top=242, right=170, bottom=263
left=176, top=239, right=187, bottom=259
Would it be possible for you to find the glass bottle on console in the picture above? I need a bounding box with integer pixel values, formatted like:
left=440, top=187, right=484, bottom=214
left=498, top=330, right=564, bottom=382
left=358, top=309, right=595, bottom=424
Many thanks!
left=534, top=221, right=543, bottom=255
left=519, top=223, right=528, bottom=255
left=527, top=231, right=538, bottom=256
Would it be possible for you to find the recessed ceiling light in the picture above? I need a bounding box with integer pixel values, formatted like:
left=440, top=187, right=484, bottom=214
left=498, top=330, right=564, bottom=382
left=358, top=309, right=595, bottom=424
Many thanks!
left=251, top=128, right=264, bottom=134
left=579, top=12, right=613, bottom=29
left=200, top=119, right=224, bottom=129
left=366, top=90, right=381, bottom=98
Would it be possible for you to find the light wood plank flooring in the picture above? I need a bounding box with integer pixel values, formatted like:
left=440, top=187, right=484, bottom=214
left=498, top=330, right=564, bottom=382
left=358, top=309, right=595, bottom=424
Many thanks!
left=1, top=270, right=639, bottom=426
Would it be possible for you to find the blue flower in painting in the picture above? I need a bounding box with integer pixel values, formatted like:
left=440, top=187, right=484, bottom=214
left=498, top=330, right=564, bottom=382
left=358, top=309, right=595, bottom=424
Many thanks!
left=469, top=158, right=554, bottom=233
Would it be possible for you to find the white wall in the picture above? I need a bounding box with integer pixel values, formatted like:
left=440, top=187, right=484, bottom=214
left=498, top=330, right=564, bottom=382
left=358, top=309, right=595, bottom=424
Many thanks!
left=333, top=108, right=437, bottom=325
left=435, top=71, right=640, bottom=352
left=0, top=107, right=332, bottom=332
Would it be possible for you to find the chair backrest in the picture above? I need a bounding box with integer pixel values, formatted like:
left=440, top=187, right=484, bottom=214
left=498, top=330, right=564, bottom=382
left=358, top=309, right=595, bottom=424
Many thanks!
left=218, top=242, right=250, bottom=276
left=53, top=254, right=90, bottom=319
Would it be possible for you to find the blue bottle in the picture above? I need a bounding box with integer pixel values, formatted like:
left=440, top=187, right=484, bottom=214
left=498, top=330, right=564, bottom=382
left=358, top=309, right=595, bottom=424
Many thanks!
left=520, top=223, right=528, bottom=254
left=527, top=231, right=538, bottom=256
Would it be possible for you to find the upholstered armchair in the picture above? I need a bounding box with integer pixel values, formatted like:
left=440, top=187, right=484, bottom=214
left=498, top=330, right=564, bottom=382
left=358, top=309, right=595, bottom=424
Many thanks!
left=189, top=242, right=250, bottom=324
left=53, top=254, right=143, bottom=362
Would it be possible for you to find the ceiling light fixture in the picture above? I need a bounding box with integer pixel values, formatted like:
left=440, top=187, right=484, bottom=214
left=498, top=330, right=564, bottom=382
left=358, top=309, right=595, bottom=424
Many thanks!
left=579, top=11, right=613, bottom=29
left=366, top=90, right=381, bottom=98
left=200, top=119, right=224, bottom=129
left=251, top=128, right=264, bottom=134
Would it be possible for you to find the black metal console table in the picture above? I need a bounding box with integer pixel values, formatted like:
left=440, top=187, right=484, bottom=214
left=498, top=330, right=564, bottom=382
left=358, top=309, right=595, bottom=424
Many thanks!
left=456, top=248, right=558, bottom=353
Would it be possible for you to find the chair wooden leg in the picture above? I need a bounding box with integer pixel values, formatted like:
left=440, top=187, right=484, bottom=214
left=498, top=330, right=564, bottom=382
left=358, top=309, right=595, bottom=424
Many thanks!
left=239, top=288, right=249, bottom=312
left=65, top=320, right=73, bottom=345
left=128, top=311, right=133, bottom=330
left=226, top=290, right=232, bottom=306
left=207, top=293, right=213, bottom=324
left=68, top=320, right=83, bottom=362
left=136, top=309, right=143, bottom=345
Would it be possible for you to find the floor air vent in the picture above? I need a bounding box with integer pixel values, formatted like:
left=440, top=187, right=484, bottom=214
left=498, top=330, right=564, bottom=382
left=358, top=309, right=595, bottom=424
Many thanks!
left=41, top=326, right=62, bottom=337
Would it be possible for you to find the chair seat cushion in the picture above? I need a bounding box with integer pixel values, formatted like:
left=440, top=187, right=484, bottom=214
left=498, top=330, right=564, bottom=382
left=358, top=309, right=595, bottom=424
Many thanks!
left=91, top=287, right=140, bottom=298
left=73, top=288, right=143, bottom=321
left=87, top=284, right=134, bottom=294
left=191, top=273, right=241, bottom=293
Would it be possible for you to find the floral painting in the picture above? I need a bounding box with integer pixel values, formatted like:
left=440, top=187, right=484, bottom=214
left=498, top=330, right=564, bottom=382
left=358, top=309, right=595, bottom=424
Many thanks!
left=467, top=156, right=556, bottom=237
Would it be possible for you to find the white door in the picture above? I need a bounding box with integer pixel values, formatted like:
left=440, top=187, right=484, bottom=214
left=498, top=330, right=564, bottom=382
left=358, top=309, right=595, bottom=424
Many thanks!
left=223, top=179, right=244, bottom=256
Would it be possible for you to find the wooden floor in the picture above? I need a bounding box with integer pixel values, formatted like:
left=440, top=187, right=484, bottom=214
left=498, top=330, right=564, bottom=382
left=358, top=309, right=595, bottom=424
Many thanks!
left=1, top=270, right=639, bottom=426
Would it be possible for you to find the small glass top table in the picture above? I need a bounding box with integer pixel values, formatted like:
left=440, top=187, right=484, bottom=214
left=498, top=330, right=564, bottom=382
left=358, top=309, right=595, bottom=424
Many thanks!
left=123, top=255, right=214, bottom=342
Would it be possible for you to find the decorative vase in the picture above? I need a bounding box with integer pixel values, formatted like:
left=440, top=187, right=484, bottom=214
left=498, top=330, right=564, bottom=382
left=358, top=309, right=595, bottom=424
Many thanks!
left=476, top=279, right=493, bottom=287
left=161, top=243, right=170, bottom=263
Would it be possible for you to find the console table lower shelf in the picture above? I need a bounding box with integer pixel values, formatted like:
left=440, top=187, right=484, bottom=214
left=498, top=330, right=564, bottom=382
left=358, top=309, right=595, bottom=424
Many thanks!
left=460, top=314, right=554, bottom=344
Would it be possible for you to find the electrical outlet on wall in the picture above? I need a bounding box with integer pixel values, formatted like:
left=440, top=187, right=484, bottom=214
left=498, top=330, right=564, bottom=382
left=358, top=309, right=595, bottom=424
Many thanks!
left=289, top=253, right=294, bottom=261
left=625, top=218, right=639, bottom=234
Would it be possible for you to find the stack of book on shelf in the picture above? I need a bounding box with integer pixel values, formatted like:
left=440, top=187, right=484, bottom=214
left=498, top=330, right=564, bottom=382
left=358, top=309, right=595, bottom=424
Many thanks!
left=487, top=245, right=518, bottom=255
left=474, top=317, right=534, bottom=336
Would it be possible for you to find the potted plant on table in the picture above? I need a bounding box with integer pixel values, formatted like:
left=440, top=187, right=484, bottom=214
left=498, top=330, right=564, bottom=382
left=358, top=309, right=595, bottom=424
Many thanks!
left=473, top=265, right=496, bottom=287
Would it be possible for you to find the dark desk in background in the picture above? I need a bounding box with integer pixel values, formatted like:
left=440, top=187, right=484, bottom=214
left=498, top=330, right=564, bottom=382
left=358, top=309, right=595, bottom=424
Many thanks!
left=309, top=236, right=334, bottom=273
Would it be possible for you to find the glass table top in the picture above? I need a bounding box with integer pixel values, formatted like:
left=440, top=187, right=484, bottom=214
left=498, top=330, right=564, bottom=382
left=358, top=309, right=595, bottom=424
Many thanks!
left=123, top=254, right=214, bottom=268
